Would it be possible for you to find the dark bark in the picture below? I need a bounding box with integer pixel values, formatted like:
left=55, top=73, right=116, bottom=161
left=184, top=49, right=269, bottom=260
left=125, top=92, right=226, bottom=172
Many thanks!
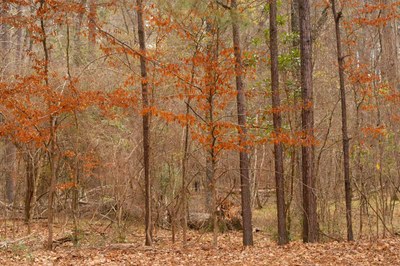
left=269, top=0, right=289, bottom=245
left=230, top=0, right=254, bottom=246
left=331, top=0, right=354, bottom=241
left=298, top=0, right=319, bottom=243
left=136, top=0, right=152, bottom=246
left=24, top=154, right=35, bottom=226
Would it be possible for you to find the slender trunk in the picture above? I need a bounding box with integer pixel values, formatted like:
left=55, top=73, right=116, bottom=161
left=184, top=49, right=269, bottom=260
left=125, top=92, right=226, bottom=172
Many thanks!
left=289, top=0, right=300, bottom=240
left=136, top=0, right=152, bottom=246
left=331, top=0, right=353, bottom=241
left=205, top=156, right=213, bottom=211
left=269, top=0, right=288, bottom=245
left=66, top=18, right=80, bottom=245
left=203, top=16, right=219, bottom=248
left=181, top=48, right=198, bottom=247
left=230, top=0, right=253, bottom=247
left=207, top=54, right=218, bottom=248
left=210, top=152, right=218, bottom=248
left=38, top=0, right=57, bottom=250
left=298, top=0, right=318, bottom=242
left=72, top=147, right=79, bottom=245
left=24, top=153, right=35, bottom=227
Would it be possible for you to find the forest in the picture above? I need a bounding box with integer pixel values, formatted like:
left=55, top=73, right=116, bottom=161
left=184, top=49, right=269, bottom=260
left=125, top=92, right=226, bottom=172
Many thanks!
left=1, top=0, right=400, bottom=264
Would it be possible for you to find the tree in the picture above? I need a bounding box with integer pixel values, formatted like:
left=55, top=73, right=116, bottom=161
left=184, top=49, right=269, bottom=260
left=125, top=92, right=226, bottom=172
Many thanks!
left=230, top=0, right=254, bottom=247
left=36, top=0, right=59, bottom=250
left=298, top=0, right=318, bottom=242
left=136, top=0, right=153, bottom=246
left=330, top=0, right=353, bottom=241
left=269, top=0, right=289, bottom=245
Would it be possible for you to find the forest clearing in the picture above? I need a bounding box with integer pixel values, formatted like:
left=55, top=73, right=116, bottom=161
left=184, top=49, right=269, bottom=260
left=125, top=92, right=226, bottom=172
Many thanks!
left=2, top=0, right=400, bottom=264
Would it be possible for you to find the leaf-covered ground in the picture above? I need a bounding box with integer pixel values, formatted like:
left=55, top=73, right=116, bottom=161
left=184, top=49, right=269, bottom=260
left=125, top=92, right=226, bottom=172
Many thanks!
left=1, top=223, right=399, bottom=265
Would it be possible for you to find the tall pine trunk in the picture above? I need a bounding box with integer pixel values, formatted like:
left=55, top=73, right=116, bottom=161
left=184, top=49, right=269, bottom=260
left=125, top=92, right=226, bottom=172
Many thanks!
left=269, top=0, right=289, bottom=245
left=230, top=0, right=254, bottom=247
left=298, top=0, right=318, bottom=243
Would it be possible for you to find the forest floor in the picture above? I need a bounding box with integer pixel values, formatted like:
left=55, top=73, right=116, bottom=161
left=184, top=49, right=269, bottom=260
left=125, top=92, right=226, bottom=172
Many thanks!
left=0, top=221, right=400, bottom=265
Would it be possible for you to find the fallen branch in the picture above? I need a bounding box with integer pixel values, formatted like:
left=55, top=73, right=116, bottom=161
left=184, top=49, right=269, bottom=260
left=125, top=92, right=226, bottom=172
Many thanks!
left=0, top=234, right=35, bottom=248
left=53, top=236, right=73, bottom=247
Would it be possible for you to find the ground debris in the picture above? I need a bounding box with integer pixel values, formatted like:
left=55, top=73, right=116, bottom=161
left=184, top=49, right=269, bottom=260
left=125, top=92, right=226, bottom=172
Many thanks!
left=1, top=232, right=400, bottom=265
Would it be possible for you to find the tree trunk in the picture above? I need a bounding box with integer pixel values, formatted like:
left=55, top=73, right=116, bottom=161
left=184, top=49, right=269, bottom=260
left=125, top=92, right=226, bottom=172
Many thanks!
left=230, top=0, right=254, bottom=247
left=203, top=15, right=220, bottom=248
left=298, top=0, right=318, bottom=243
left=205, top=155, right=213, bottom=211
left=331, top=0, right=354, bottom=241
left=24, top=153, right=35, bottom=227
left=136, top=0, right=152, bottom=246
left=210, top=154, right=218, bottom=248
left=47, top=116, right=57, bottom=250
left=269, top=0, right=289, bottom=245
left=181, top=48, right=198, bottom=247
left=38, top=0, right=57, bottom=250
